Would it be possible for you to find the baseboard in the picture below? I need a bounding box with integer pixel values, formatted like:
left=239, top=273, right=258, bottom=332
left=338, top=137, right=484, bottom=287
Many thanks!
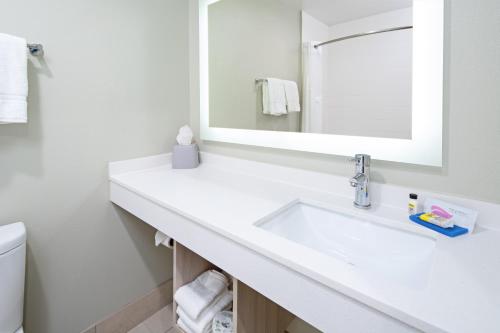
left=81, top=279, right=173, bottom=333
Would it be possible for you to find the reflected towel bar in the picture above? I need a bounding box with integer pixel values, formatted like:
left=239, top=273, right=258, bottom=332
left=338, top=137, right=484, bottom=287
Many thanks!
left=314, top=25, right=413, bottom=48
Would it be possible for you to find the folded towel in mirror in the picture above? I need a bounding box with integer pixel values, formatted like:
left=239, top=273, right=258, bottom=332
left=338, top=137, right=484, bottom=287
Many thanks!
left=283, top=79, right=301, bottom=112
left=262, top=78, right=287, bottom=116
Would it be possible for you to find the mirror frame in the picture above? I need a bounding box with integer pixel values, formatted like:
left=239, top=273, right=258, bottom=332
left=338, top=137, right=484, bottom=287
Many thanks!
left=198, top=0, right=444, bottom=166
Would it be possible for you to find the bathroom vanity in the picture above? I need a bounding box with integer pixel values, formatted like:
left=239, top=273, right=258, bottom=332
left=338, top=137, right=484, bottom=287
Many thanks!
left=109, top=2, right=500, bottom=331
left=109, top=153, right=500, bottom=333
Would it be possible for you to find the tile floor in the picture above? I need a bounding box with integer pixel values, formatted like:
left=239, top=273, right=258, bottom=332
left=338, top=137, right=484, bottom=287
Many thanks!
left=128, top=304, right=180, bottom=333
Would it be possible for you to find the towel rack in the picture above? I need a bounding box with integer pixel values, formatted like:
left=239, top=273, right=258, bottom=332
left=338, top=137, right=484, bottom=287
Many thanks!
left=255, top=78, right=268, bottom=84
left=27, top=43, right=44, bottom=56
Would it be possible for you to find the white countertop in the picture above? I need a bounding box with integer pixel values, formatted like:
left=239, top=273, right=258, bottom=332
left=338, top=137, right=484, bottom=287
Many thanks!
left=109, top=153, right=500, bottom=333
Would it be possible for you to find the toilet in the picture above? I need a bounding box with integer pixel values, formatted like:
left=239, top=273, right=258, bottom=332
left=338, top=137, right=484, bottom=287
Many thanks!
left=0, top=223, right=26, bottom=333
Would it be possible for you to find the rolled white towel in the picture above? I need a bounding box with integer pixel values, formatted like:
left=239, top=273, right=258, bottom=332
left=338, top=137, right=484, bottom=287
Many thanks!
left=177, top=290, right=233, bottom=333
left=174, top=270, right=228, bottom=321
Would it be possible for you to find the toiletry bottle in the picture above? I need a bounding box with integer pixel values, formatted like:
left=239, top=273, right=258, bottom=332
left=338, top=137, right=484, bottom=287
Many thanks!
left=409, top=194, right=419, bottom=215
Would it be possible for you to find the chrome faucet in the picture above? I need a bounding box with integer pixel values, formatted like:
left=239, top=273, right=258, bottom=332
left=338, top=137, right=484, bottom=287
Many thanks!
left=350, top=154, right=371, bottom=209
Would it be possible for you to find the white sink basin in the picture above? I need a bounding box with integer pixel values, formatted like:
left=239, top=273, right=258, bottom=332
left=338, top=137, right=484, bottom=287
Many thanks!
left=258, top=201, right=436, bottom=285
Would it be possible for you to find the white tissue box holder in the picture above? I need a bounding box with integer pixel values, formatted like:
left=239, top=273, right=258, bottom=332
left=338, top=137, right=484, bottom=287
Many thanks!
left=172, top=144, right=200, bottom=169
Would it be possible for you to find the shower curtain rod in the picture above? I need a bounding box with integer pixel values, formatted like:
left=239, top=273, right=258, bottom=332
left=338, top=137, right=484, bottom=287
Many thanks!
left=314, top=25, right=413, bottom=48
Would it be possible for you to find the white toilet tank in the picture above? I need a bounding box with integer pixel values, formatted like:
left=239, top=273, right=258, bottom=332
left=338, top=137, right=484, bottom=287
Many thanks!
left=0, top=222, right=26, bottom=333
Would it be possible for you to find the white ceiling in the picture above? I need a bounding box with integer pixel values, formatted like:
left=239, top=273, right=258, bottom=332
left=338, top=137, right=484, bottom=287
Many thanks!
left=280, top=0, right=413, bottom=26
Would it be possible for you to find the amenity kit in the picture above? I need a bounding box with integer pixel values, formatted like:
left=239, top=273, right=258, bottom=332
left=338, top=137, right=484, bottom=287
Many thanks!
left=409, top=198, right=478, bottom=237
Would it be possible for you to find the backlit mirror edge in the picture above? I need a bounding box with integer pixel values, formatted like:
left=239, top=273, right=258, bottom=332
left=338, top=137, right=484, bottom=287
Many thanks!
left=198, top=0, right=443, bottom=167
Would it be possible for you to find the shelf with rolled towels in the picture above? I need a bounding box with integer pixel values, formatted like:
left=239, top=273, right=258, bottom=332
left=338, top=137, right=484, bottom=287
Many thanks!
left=173, top=242, right=295, bottom=333
left=175, top=270, right=233, bottom=333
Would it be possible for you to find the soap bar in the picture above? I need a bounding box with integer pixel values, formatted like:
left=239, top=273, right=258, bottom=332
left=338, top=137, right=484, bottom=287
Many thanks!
left=410, top=213, right=468, bottom=237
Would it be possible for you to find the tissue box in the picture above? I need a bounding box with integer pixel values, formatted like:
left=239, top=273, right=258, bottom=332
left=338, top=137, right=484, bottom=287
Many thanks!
left=172, top=144, right=200, bottom=169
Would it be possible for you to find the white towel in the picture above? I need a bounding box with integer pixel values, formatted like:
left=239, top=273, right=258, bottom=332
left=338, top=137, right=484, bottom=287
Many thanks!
left=262, top=78, right=287, bottom=116
left=283, top=80, right=301, bottom=112
left=174, top=270, right=229, bottom=321
left=178, top=318, right=196, bottom=333
left=0, top=33, right=28, bottom=124
left=177, top=291, right=233, bottom=333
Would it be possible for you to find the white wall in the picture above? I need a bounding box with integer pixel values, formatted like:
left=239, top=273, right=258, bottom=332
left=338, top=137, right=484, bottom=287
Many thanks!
left=0, top=0, right=190, bottom=332
left=190, top=0, right=500, bottom=205
left=302, top=12, right=329, bottom=43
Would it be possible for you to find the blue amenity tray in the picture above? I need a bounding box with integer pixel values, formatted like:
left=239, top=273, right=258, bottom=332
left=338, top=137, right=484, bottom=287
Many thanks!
left=409, top=213, right=468, bottom=237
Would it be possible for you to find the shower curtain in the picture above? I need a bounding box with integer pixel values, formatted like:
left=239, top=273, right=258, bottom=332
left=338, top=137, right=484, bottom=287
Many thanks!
left=302, top=41, right=323, bottom=133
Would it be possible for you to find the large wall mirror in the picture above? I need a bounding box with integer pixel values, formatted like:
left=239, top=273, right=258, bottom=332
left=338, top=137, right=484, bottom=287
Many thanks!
left=199, top=0, right=444, bottom=166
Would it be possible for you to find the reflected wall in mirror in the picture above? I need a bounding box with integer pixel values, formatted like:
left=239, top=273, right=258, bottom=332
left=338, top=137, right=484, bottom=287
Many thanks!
left=208, top=0, right=413, bottom=139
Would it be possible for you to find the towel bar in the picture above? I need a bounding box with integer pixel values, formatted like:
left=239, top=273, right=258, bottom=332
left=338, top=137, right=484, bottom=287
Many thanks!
left=27, top=43, right=43, bottom=56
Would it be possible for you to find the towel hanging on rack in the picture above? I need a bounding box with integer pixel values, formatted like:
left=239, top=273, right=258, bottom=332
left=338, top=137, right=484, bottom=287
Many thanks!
left=0, top=33, right=28, bottom=124
left=262, top=78, right=288, bottom=116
